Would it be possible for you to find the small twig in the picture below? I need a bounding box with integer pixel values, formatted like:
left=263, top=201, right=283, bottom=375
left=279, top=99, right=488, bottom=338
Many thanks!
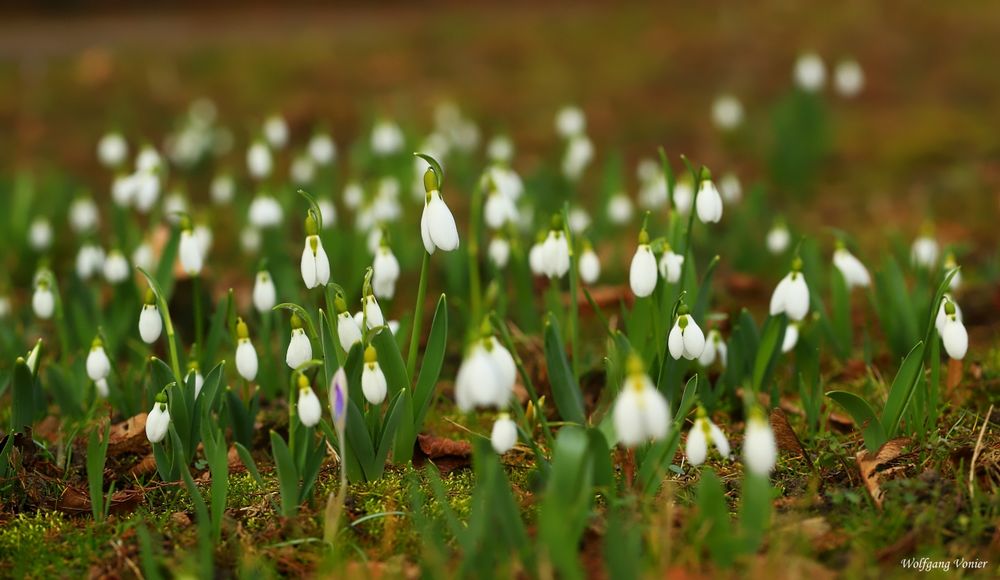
left=968, top=404, right=993, bottom=499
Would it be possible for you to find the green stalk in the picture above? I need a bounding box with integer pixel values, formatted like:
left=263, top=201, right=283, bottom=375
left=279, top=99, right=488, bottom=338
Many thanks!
left=467, top=180, right=484, bottom=335
left=406, top=252, right=430, bottom=379
left=193, top=275, right=204, bottom=357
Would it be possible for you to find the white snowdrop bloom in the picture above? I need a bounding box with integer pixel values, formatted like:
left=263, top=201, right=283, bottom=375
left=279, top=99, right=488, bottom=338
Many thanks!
left=629, top=240, right=658, bottom=298
left=297, top=378, right=322, bottom=428
left=769, top=263, right=810, bottom=321
left=698, top=330, right=727, bottom=368
left=834, top=59, right=864, bottom=98
left=364, top=226, right=383, bottom=254
left=186, top=368, right=205, bottom=398
left=210, top=174, right=235, bottom=205
left=638, top=174, right=669, bottom=210
left=562, top=135, right=594, bottom=181
left=372, top=179, right=402, bottom=223
left=132, top=170, right=161, bottom=214
left=248, top=195, right=283, bottom=228
left=711, top=93, right=744, bottom=130
left=766, top=224, right=791, bottom=255
left=607, top=192, right=635, bottom=225
left=309, top=133, right=336, bottom=165
left=695, top=179, right=723, bottom=224
left=485, top=336, right=517, bottom=397
left=145, top=396, right=171, bottom=444
left=944, top=254, right=961, bottom=290
left=0, top=296, right=10, bottom=319
left=103, top=250, right=130, bottom=284
left=420, top=179, right=460, bottom=254
left=246, top=141, right=273, bottom=180
left=935, top=294, right=962, bottom=336
left=686, top=414, right=731, bottom=465
left=491, top=413, right=518, bottom=454
left=86, top=338, right=111, bottom=382
left=95, top=378, right=110, bottom=398
left=286, top=324, right=313, bottom=370
left=235, top=319, right=259, bottom=382
left=163, top=192, right=188, bottom=224
left=373, top=245, right=401, bottom=300
left=98, top=132, right=128, bottom=167
left=636, top=158, right=659, bottom=182
left=179, top=227, right=203, bottom=276
left=241, top=227, right=262, bottom=254
left=578, top=246, right=601, bottom=284
left=671, top=179, right=693, bottom=215
left=291, top=154, right=316, bottom=185
left=567, top=207, right=591, bottom=234
left=781, top=322, right=800, bottom=353
left=719, top=173, right=742, bottom=204
left=794, top=52, right=826, bottom=92
left=69, top=197, right=99, bottom=234
left=194, top=224, right=212, bottom=261
left=371, top=119, right=405, bottom=155
left=132, top=242, right=154, bottom=272
left=300, top=212, right=331, bottom=289
left=939, top=299, right=968, bottom=360
left=29, top=218, right=53, bottom=251
left=361, top=346, right=388, bottom=405
left=363, top=295, right=384, bottom=329
left=488, top=237, right=511, bottom=269
left=252, top=270, right=276, bottom=314
left=343, top=181, right=364, bottom=210
left=743, top=410, right=777, bottom=476
left=668, top=310, right=706, bottom=360
left=487, top=135, right=513, bottom=163
left=139, top=302, right=163, bottom=344
left=490, top=166, right=524, bottom=200
left=337, top=310, right=363, bottom=352
left=659, top=249, right=685, bottom=284
left=555, top=105, right=586, bottom=138
left=454, top=344, right=500, bottom=412
left=32, top=280, right=55, bottom=319
left=612, top=356, right=670, bottom=447
left=136, top=146, right=162, bottom=173
left=541, top=229, right=571, bottom=279
left=318, top=199, right=337, bottom=228
left=76, top=244, right=106, bottom=280
left=263, top=115, right=289, bottom=149
left=528, top=241, right=546, bottom=276
left=833, top=246, right=871, bottom=289
left=484, top=190, right=518, bottom=230
left=112, top=174, right=136, bottom=207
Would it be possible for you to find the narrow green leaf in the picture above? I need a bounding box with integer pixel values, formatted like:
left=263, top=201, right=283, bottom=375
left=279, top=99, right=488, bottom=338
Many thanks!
left=371, top=326, right=409, bottom=397
left=752, top=315, right=787, bottom=393
left=412, top=295, right=447, bottom=427
left=269, top=431, right=300, bottom=517
left=880, top=341, right=926, bottom=438
left=544, top=314, right=586, bottom=424
left=826, top=390, right=887, bottom=452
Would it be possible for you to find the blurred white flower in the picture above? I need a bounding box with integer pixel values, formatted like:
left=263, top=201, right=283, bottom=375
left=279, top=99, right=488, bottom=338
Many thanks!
left=911, top=234, right=939, bottom=269
left=659, top=249, right=684, bottom=283
left=343, top=181, right=364, bottom=210
left=103, top=250, right=130, bottom=284
left=833, top=246, right=871, bottom=289
left=567, top=207, right=591, bottom=234
left=291, top=154, right=316, bottom=185
left=32, top=279, right=55, bottom=320
left=29, top=218, right=53, bottom=251
left=562, top=135, right=594, bottom=181
left=263, top=115, right=289, bottom=149
left=686, top=414, right=731, bottom=465
left=488, top=237, right=511, bottom=269
left=766, top=223, right=791, bottom=255
left=769, top=263, right=810, bottom=321
left=794, top=52, right=827, bottom=92
left=484, top=190, right=518, bottom=230
left=246, top=140, right=273, bottom=180
left=69, top=197, right=99, bottom=234
left=139, top=302, right=163, bottom=344
left=579, top=246, right=601, bottom=284
left=782, top=322, right=800, bottom=353
left=695, top=179, right=723, bottom=224
left=671, top=179, right=693, bottom=215
left=555, top=106, right=586, bottom=138
left=371, top=119, right=405, bottom=156
left=76, top=244, right=106, bottom=280
left=248, top=195, right=283, bottom=228
left=491, top=413, right=518, bottom=454
left=487, top=135, right=513, bottom=163
left=252, top=270, right=276, bottom=314
left=86, top=337, right=111, bottom=382
left=743, top=411, right=777, bottom=476
left=541, top=229, right=571, bottom=279
left=834, top=59, right=864, bottom=98
left=98, top=132, right=128, bottom=168
left=309, top=133, right=336, bottom=165
left=179, top=227, right=203, bottom=276
left=373, top=245, right=401, bottom=299
left=698, top=330, right=727, bottom=368
left=719, top=172, right=742, bottom=204
left=629, top=240, right=657, bottom=297
left=613, top=356, right=669, bottom=447
left=711, top=94, right=744, bottom=130
left=607, top=192, right=634, bottom=225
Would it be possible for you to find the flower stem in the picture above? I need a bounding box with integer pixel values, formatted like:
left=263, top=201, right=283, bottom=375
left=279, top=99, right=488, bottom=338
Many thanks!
left=406, top=252, right=430, bottom=379
left=193, top=275, right=204, bottom=358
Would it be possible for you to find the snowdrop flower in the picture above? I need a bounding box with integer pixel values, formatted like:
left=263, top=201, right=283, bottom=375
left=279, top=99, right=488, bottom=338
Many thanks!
left=555, top=105, right=586, bottom=138
left=685, top=410, right=731, bottom=465
left=318, top=199, right=337, bottom=228
left=29, top=218, right=53, bottom=251
left=484, top=189, right=518, bottom=230
left=629, top=228, right=657, bottom=297
left=607, top=192, right=634, bottom=225
left=309, top=133, right=336, bottom=165
left=186, top=365, right=205, bottom=398
left=698, top=330, right=727, bottom=368
left=210, top=174, right=235, bottom=205
left=939, top=299, right=968, bottom=360
left=241, top=228, right=262, bottom=255
left=671, top=178, right=693, bottom=215
left=695, top=177, right=723, bottom=224
left=291, top=154, right=316, bottom=185
left=491, top=413, right=518, bottom=454
left=336, top=300, right=363, bottom=352
left=112, top=174, right=136, bottom=208
left=32, top=277, right=55, bottom=319
left=246, top=140, right=273, bottom=180
left=69, top=197, right=99, bottom=234
left=769, top=259, right=810, bottom=321
left=668, top=306, right=706, bottom=360
left=658, top=246, right=684, bottom=284
left=488, top=236, right=511, bottom=269
left=944, top=253, right=961, bottom=290
left=935, top=294, right=962, bottom=336
left=76, top=244, right=106, bottom=281
left=454, top=335, right=516, bottom=412
left=103, top=250, right=130, bottom=284
left=132, top=170, right=161, bottom=214
left=794, top=52, right=826, bottom=92
left=286, top=315, right=313, bottom=370
left=86, top=336, right=111, bottom=383
left=528, top=239, right=546, bottom=276
left=766, top=222, right=791, bottom=255
left=562, top=135, right=594, bottom=181
left=329, top=367, right=349, bottom=433
left=163, top=192, right=188, bottom=224
left=373, top=243, right=401, bottom=300
left=343, top=181, right=364, bottom=211
left=235, top=319, right=259, bottom=382
left=263, top=114, right=289, bottom=149
left=486, top=135, right=513, bottom=163
left=362, top=295, right=384, bottom=329
left=178, top=220, right=203, bottom=276
left=578, top=242, right=601, bottom=284
left=371, top=119, right=405, bottom=156
left=613, top=355, right=670, bottom=447
left=743, top=408, right=777, bottom=476
left=489, top=166, right=524, bottom=200
left=248, top=195, right=283, bottom=228
left=300, top=212, right=331, bottom=290
left=252, top=270, right=276, bottom=314
left=136, top=146, right=162, bottom=173
left=0, top=296, right=10, bottom=319
left=420, top=167, right=460, bottom=254
left=719, top=172, right=742, bottom=204
left=568, top=207, right=591, bottom=234
left=97, top=132, right=128, bottom=168
left=361, top=345, right=388, bottom=405
left=782, top=322, right=800, bottom=353
left=711, top=93, right=744, bottom=130
left=139, top=290, right=163, bottom=344
left=541, top=220, right=571, bottom=279
left=834, top=59, right=864, bottom=98
left=297, top=374, right=322, bottom=427
left=132, top=243, right=154, bottom=272
left=145, top=392, right=171, bottom=444
left=833, top=243, right=871, bottom=289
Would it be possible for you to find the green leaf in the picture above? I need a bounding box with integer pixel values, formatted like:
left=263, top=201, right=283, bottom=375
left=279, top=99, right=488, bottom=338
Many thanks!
left=392, top=388, right=417, bottom=464
left=203, top=289, right=234, bottom=366
left=374, top=390, right=408, bottom=477
left=86, top=423, right=111, bottom=522
left=345, top=399, right=376, bottom=481
left=692, top=255, right=720, bottom=322
left=739, top=473, right=772, bottom=553
left=880, top=341, right=926, bottom=438
left=371, top=326, right=409, bottom=398
left=154, top=226, right=180, bottom=300
left=752, top=315, right=787, bottom=393
left=273, top=303, right=320, bottom=343
left=414, top=153, right=445, bottom=189
left=694, top=469, right=735, bottom=567
left=544, top=314, right=586, bottom=424
left=269, top=431, right=300, bottom=517
left=11, top=358, right=35, bottom=433
left=233, top=442, right=264, bottom=487
left=826, top=390, right=886, bottom=452
left=412, top=295, right=447, bottom=428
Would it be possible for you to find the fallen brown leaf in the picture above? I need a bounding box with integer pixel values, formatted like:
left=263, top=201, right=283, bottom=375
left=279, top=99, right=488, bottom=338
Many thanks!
left=108, top=413, right=149, bottom=457
left=413, top=434, right=472, bottom=473
left=769, top=408, right=813, bottom=470
left=856, top=437, right=913, bottom=509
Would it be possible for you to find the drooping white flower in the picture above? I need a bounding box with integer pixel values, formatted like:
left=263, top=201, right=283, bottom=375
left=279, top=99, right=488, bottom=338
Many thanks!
left=528, top=241, right=545, bottom=276
left=833, top=246, right=871, bottom=289
left=186, top=367, right=205, bottom=398
left=86, top=337, right=111, bottom=382
left=252, top=270, right=276, bottom=314
left=668, top=309, right=706, bottom=360
left=112, top=174, right=136, bottom=208
left=132, top=242, right=154, bottom=271
left=263, top=114, right=289, bottom=149
left=309, top=133, right=336, bottom=165
left=318, top=199, right=337, bottom=228
left=76, top=244, right=106, bottom=281
left=139, top=294, right=163, bottom=344
left=29, top=218, right=53, bottom=251
left=363, top=295, right=384, bottom=329
left=698, top=330, right=727, bottom=368
left=834, top=59, right=864, bottom=98
left=486, top=135, right=513, bottom=163
left=607, top=192, right=634, bottom=225
left=711, top=93, right=744, bottom=130
left=567, top=207, right=591, bottom=234
left=488, top=237, right=511, bottom=269
left=555, top=105, right=586, bottom=138
left=235, top=319, right=258, bottom=382
left=659, top=248, right=685, bottom=284
left=210, top=174, right=235, bottom=205
left=246, top=140, right=273, bottom=180
left=297, top=377, right=322, bottom=428
left=695, top=179, right=724, bottom=224
left=719, top=173, right=742, bottom=204
left=911, top=234, right=939, bottom=269
left=248, top=195, right=283, bottom=228
left=145, top=395, right=171, bottom=444
left=935, top=294, right=962, bottom=336
left=939, top=299, right=968, bottom=360
left=671, top=178, right=693, bottom=215
left=629, top=236, right=658, bottom=298
left=194, top=224, right=212, bottom=259
left=743, top=410, right=778, bottom=476
left=300, top=212, right=330, bottom=290
left=579, top=245, right=601, bottom=284
left=794, top=52, right=826, bottom=92
left=337, top=309, right=363, bottom=352
left=541, top=229, right=571, bottom=279
left=98, top=132, right=128, bottom=168
left=769, top=262, right=810, bottom=321
left=69, top=197, right=99, bottom=234
left=32, top=277, right=55, bottom=319
left=371, top=119, right=405, bottom=156
left=103, top=250, right=130, bottom=284
left=766, top=223, right=791, bottom=255
left=291, top=154, right=316, bottom=185
left=613, top=355, right=670, bottom=447
left=131, top=170, right=161, bottom=214
left=491, top=413, right=518, bottom=454
left=343, top=181, right=364, bottom=210
left=562, top=135, right=594, bottom=181
left=455, top=336, right=515, bottom=412
left=420, top=176, right=460, bottom=254
left=285, top=322, right=313, bottom=370
left=361, top=345, right=388, bottom=405
left=782, top=322, right=800, bottom=353
left=489, top=166, right=524, bottom=201
left=95, top=378, right=110, bottom=398
left=484, top=190, right=518, bottom=230
left=373, top=244, right=401, bottom=300
left=179, top=226, right=203, bottom=276
left=163, top=192, right=188, bottom=224
left=686, top=413, right=731, bottom=465
left=329, top=367, right=349, bottom=433
left=241, top=228, right=262, bottom=254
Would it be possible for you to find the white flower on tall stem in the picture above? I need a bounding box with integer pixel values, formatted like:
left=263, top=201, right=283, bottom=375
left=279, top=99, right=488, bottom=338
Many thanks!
left=711, top=93, right=744, bottom=131
left=911, top=228, right=939, bottom=269
left=132, top=243, right=154, bottom=272
left=112, top=174, right=135, bottom=208
left=163, top=192, right=188, bottom=224
left=685, top=409, right=731, bottom=465
left=567, top=207, right=591, bottom=234
left=246, top=140, right=273, bottom=181
left=766, top=222, right=791, bottom=255
left=145, top=392, right=171, bottom=444
left=782, top=322, right=800, bottom=353
left=939, top=298, right=968, bottom=360
left=613, top=354, right=670, bottom=447
left=69, top=197, right=99, bottom=234
left=695, top=177, right=724, bottom=224
left=743, top=408, right=777, bottom=476
left=671, top=178, right=693, bottom=215
left=300, top=211, right=330, bottom=290
left=935, top=293, right=962, bottom=335
left=541, top=218, right=571, bottom=279
left=211, top=174, right=235, bottom=205
left=318, top=199, right=337, bottom=228
left=291, top=154, right=316, bottom=186
left=29, top=218, right=53, bottom=251
left=488, top=236, right=511, bottom=269
left=769, top=258, right=810, bottom=321
left=297, top=374, right=322, bottom=428
left=343, top=181, right=364, bottom=211
left=263, top=114, right=289, bottom=149
left=252, top=270, right=276, bottom=314
left=834, top=59, right=864, bottom=98
left=362, top=295, right=384, bottom=329
left=562, top=135, right=594, bottom=181
left=98, top=132, right=128, bottom=168
left=309, top=133, right=336, bottom=165
left=578, top=241, right=601, bottom=284
left=235, top=318, right=258, bottom=382
left=138, top=289, right=162, bottom=344
left=335, top=295, right=363, bottom=352
left=719, top=172, right=742, bottom=204
left=484, top=189, right=518, bottom=230
left=489, top=166, right=524, bottom=200
left=178, top=219, right=203, bottom=277
left=361, top=345, right=388, bottom=405
left=103, top=250, right=130, bottom=284
left=528, top=238, right=546, bottom=276
left=659, top=246, right=685, bottom=284
left=454, top=334, right=516, bottom=412
left=833, top=242, right=871, bottom=289
left=487, top=135, right=513, bottom=163
left=491, top=413, right=518, bottom=454
left=371, top=119, right=405, bottom=156
left=32, top=275, right=55, bottom=320
left=629, top=225, right=657, bottom=298
left=420, top=168, right=460, bottom=254
left=248, top=195, right=283, bottom=228
left=668, top=305, right=706, bottom=360
left=76, top=244, right=106, bottom=281
left=555, top=105, right=586, bottom=138
left=698, top=330, right=727, bottom=368
left=372, top=241, right=401, bottom=300
left=607, top=192, right=634, bottom=225
left=86, top=336, right=111, bottom=397
left=286, top=314, right=313, bottom=370
left=794, top=52, right=826, bottom=92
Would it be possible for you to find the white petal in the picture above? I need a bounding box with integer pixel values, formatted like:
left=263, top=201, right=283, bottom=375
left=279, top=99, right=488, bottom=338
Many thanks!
left=314, top=241, right=331, bottom=286
left=682, top=318, right=706, bottom=360
left=942, top=318, right=968, bottom=360
left=686, top=422, right=708, bottom=465
left=300, top=243, right=317, bottom=289
left=629, top=246, right=658, bottom=297
left=743, top=419, right=777, bottom=475
left=420, top=205, right=435, bottom=254
left=639, top=382, right=670, bottom=441
left=139, top=305, right=163, bottom=344
left=709, top=422, right=731, bottom=458
left=236, top=340, right=258, bottom=381
left=613, top=388, right=645, bottom=447
left=362, top=365, right=388, bottom=405
left=785, top=275, right=811, bottom=321
left=769, top=275, right=791, bottom=316
left=579, top=250, right=600, bottom=284
left=297, top=388, right=322, bottom=427
left=491, top=417, right=518, bottom=454
left=428, top=194, right=460, bottom=251
left=782, top=324, right=799, bottom=353
left=337, top=313, right=363, bottom=352
left=668, top=323, right=685, bottom=360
